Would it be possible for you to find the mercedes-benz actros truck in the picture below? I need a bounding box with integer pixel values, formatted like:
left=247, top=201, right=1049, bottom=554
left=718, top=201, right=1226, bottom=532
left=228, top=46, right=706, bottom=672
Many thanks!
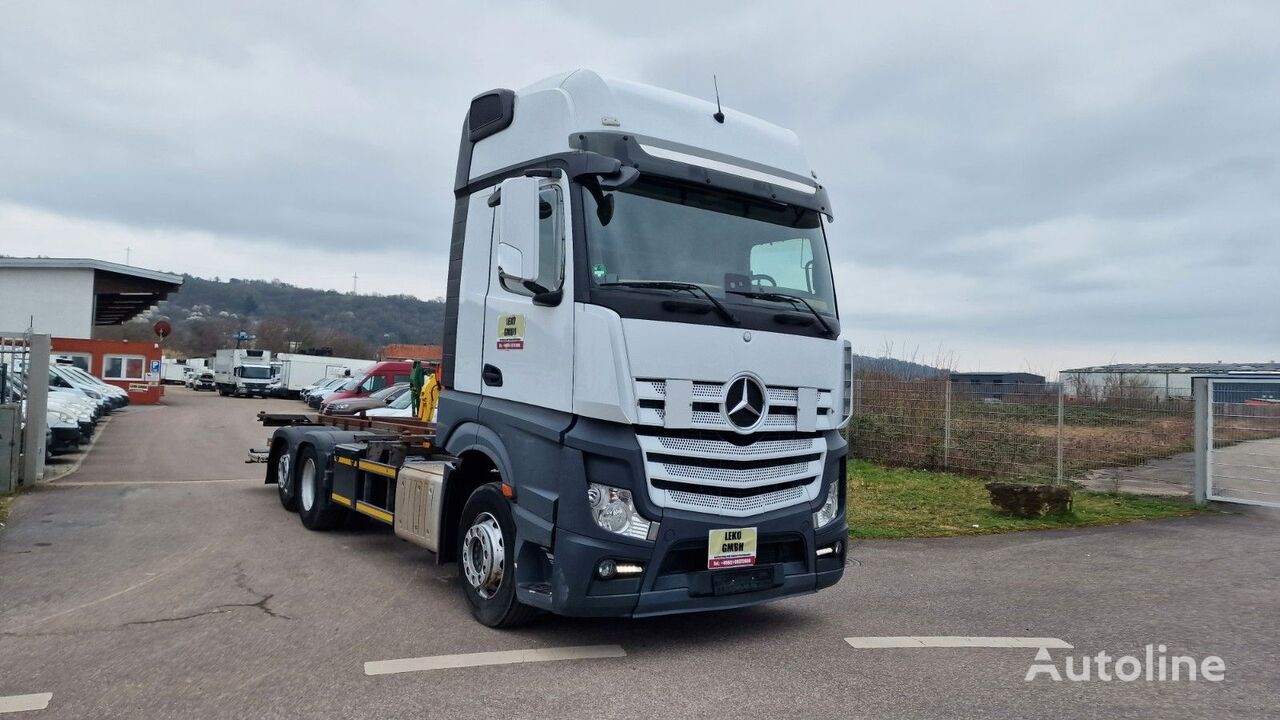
left=258, top=70, right=852, bottom=627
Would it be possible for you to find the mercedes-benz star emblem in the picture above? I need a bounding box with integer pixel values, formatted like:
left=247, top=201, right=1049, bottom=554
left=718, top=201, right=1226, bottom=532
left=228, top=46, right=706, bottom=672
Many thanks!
left=723, top=375, right=767, bottom=432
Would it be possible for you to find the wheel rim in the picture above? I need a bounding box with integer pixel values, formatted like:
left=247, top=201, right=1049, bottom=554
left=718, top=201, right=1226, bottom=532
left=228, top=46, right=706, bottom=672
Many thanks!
left=300, top=458, right=316, bottom=511
left=277, top=453, right=292, bottom=496
left=461, top=512, right=505, bottom=599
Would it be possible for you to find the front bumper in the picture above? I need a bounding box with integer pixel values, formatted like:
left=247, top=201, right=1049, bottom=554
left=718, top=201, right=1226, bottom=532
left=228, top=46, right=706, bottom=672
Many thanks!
left=48, top=425, right=81, bottom=454
left=534, top=506, right=847, bottom=618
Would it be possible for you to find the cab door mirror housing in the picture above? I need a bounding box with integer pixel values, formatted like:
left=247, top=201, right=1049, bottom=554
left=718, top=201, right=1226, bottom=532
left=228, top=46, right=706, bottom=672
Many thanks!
left=496, top=176, right=541, bottom=283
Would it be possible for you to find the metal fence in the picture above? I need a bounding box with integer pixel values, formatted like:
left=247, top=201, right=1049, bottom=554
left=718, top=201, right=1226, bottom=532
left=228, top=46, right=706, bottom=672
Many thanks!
left=847, top=376, right=1199, bottom=492
left=1, top=332, right=50, bottom=491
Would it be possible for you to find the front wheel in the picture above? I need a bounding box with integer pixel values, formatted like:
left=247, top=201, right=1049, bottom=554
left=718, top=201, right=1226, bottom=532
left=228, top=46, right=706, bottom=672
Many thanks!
left=457, top=483, right=538, bottom=628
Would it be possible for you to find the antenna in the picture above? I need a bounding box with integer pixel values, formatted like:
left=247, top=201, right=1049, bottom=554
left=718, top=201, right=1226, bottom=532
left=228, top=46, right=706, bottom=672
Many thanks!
left=712, top=75, right=725, bottom=124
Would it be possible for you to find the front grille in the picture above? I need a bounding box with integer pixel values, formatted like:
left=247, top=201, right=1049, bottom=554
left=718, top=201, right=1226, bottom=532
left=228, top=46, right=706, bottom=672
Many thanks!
left=638, top=430, right=825, bottom=517
left=635, top=377, right=836, bottom=433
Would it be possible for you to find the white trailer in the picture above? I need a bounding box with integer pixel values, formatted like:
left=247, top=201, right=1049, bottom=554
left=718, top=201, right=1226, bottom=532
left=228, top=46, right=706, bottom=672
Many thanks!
left=160, top=358, right=191, bottom=385
left=270, top=353, right=372, bottom=398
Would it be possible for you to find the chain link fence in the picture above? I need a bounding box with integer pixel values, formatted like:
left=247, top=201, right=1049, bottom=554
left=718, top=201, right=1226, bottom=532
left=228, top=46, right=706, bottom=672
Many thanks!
left=847, top=375, right=1199, bottom=491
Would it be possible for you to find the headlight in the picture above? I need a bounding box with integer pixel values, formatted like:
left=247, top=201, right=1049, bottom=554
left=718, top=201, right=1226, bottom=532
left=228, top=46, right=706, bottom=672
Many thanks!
left=54, top=410, right=75, bottom=423
left=813, top=480, right=842, bottom=529
left=82, top=388, right=102, bottom=399
left=333, top=403, right=349, bottom=410
left=587, top=483, right=653, bottom=540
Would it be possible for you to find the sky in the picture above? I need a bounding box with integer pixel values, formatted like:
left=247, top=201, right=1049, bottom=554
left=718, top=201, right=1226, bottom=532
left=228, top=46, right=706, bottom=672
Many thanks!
left=1, top=1, right=1276, bottom=375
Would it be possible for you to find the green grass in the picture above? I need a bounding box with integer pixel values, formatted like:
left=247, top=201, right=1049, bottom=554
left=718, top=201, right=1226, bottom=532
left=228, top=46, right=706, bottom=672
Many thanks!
left=847, top=459, right=1203, bottom=539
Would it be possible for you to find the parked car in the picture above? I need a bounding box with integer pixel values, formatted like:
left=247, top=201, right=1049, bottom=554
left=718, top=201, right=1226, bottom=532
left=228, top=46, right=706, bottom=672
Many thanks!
left=363, top=388, right=416, bottom=419
left=306, top=377, right=353, bottom=408
left=193, top=370, right=217, bottom=391
left=301, top=376, right=346, bottom=403
left=320, top=361, right=413, bottom=405
left=321, top=383, right=409, bottom=416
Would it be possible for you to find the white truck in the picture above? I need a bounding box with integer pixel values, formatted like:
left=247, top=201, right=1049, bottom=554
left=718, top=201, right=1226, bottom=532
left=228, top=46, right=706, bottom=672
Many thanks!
left=160, top=359, right=191, bottom=385
left=268, top=353, right=372, bottom=398
left=213, top=348, right=274, bottom=397
left=260, top=70, right=850, bottom=627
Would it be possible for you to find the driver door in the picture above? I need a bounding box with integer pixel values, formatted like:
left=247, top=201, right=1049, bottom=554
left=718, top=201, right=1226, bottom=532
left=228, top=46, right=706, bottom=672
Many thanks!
left=479, top=175, right=574, bottom=413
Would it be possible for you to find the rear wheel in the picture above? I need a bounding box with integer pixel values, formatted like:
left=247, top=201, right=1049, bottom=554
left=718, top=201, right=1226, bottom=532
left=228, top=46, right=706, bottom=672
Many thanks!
left=457, top=483, right=538, bottom=628
left=276, top=448, right=298, bottom=511
left=297, top=446, right=345, bottom=530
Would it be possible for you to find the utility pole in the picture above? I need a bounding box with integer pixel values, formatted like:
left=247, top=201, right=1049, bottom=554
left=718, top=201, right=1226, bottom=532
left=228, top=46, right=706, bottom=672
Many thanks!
left=125, top=246, right=131, bottom=265
left=352, top=273, right=359, bottom=294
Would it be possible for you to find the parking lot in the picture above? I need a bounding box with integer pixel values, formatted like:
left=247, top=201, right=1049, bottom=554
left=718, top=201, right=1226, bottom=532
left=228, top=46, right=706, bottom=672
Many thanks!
left=1, top=387, right=1277, bottom=719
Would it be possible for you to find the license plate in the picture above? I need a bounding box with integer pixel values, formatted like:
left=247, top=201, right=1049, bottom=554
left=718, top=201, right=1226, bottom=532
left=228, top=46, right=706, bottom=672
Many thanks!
left=707, top=527, right=757, bottom=569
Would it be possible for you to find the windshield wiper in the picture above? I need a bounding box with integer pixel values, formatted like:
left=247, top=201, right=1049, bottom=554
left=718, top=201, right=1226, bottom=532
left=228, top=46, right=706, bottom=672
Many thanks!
left=599, top=281, right=739, bottom=325
left=726, top=289, right=835, bottom=338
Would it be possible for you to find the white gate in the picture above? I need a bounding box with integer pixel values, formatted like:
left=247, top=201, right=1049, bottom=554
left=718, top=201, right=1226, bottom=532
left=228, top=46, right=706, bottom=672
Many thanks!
left=1194, top=376, right=1280, bottom=508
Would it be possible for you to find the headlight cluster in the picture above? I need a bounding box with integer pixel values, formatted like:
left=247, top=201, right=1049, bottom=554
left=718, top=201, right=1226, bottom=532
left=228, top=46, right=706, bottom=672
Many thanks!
left=53, top=410, right=75, bottom=424
left=813, top=481, right=842, bottom=529
left=587, top=483, right=653, bottom=540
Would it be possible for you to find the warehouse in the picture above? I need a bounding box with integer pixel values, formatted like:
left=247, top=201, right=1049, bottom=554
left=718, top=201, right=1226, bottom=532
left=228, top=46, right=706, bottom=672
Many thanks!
left=0, top=257, right=182, bottom=338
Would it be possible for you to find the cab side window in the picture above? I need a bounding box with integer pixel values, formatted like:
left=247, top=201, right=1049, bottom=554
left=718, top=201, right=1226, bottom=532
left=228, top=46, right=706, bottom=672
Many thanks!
left=499, top=183, right=564, bottom=297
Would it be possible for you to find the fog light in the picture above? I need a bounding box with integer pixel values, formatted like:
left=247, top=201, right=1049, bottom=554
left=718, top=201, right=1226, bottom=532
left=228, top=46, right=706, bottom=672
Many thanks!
left=596, top=559, right=644, bottom=580
left=816, top=541, right=843, bottom=558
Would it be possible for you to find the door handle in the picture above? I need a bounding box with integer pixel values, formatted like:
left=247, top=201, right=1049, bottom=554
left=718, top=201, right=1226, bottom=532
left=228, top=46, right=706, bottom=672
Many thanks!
left=482, top=364, right=503, bottom=387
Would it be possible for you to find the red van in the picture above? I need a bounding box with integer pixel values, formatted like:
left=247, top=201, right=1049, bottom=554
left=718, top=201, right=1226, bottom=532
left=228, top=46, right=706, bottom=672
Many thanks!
left=321, top=361, right=413, bottom=408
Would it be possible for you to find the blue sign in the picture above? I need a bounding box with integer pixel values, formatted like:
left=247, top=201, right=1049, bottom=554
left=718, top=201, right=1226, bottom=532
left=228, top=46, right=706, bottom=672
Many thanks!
left=150, top=359, right=161, bottom=374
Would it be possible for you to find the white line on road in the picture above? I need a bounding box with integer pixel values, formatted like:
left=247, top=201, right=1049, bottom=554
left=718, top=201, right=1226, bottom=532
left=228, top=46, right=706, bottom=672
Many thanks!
left=0, top=693, right=52, bottom=714
left=845, top=636, right=1073, bottom=649
left=364, top=644, right=627, bottom=676
left=53, top=478, right=260, bottom=486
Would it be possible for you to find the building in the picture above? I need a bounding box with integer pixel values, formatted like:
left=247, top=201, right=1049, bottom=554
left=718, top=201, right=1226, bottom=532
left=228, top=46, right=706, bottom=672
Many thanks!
left=378, top=344, right=443, bottom=365
left=948, top=372, right=1047, bottom=399
left=0, top=258, right=182, bottom=338
left=51, top=337, right=165, bottom=404
left=0, top=258, right=183, bottom=404
left=1060, top=363, right=1280, bottom=401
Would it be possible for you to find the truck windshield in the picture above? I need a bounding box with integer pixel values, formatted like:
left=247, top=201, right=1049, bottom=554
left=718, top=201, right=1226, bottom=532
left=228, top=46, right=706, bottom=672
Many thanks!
left=240, top=365, right=272, bottom=380
left=584, top=177, right=837, bottom=317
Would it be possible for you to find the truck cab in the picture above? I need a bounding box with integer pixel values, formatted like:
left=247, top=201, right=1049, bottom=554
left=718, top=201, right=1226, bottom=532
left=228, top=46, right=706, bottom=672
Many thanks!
left=436, top=70, right=850, bottom=622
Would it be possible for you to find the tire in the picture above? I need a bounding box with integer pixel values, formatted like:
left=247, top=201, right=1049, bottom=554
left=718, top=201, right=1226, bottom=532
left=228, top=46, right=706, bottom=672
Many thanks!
left=297, top=446, right=345, bottom=530
left=276, top=446, right=299, bottom=511
left=457, top=483, right=539, bottom=628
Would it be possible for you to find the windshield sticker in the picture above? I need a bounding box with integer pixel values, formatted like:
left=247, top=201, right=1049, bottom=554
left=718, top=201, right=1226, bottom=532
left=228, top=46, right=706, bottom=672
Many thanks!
left=592, top=263, right=607, bottom=280
left=497, top=313, right=525, bottom=350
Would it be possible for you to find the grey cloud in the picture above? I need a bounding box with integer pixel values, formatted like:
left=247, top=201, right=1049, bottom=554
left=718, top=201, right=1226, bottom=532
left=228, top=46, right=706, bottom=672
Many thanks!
left=1, top=0, right=1276, bottom=370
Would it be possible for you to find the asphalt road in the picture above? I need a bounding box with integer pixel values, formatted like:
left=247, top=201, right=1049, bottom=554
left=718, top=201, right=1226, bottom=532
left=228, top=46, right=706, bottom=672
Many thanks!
left=1, top=388, right=1277, bottom=719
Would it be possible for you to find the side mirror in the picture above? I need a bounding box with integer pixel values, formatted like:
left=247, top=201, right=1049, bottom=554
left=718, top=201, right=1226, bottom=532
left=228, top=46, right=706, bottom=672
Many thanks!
left=496, top=176, right=541, bottom=283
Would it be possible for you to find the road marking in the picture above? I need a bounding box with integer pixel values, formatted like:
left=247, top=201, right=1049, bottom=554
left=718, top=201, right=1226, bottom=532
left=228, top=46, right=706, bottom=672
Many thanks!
left=53, top=478, right=260, bottom=486
left=845, top=636, right=1073, bottom=649
left=0, top=693, right=52, bottom=713
left=364, top=644, right=627, bottom=676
